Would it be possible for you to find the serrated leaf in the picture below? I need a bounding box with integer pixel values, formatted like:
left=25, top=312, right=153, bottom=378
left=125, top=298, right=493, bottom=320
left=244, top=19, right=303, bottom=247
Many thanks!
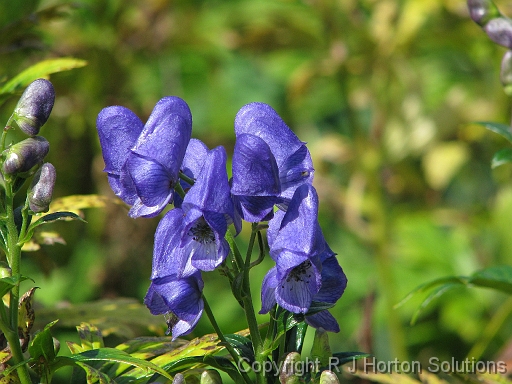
left=474, top=121, right=512, bottom=143
left=0, top=58, right=87, bottom=97
left=468, top=265, right=512, bottom=294
left=492, top=148, right=512, bottom=168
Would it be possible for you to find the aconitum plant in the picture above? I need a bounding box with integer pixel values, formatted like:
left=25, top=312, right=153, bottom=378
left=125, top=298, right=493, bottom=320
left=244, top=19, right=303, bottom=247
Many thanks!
left=96, top=98, right=349, bottom=382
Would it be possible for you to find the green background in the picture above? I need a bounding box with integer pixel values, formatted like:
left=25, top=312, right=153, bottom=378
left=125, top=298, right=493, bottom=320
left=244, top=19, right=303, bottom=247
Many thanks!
left=2, top=0, right=512, bottom=378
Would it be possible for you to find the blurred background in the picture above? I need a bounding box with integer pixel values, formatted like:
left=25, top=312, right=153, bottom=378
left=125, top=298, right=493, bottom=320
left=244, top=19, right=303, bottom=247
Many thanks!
left=2, top=0, right=512, bottom=379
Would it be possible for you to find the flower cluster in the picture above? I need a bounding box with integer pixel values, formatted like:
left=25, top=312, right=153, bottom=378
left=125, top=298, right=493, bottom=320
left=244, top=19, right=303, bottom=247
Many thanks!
left=97, top=98, right=347, bottom=339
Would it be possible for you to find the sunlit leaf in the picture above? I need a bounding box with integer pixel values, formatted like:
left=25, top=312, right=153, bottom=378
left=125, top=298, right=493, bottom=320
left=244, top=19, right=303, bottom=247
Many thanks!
left=114, top=330, right=249, bottom=383
left=65, top=347, right=173, bottom=382
left=0, top=58, right=87, bottom=98
left=491, top=148, right=512, bottom=168
left=74, top=323, right=105, bottom=352
left=46, top=194, right=123, bottom=217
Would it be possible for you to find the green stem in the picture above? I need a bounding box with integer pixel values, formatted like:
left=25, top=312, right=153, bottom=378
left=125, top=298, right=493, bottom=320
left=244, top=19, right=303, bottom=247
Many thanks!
left=202, top=296, right=253, bottom=384
left=3, top=183, right=32, bottom=384
left=240, top=224, right=265, bottom=384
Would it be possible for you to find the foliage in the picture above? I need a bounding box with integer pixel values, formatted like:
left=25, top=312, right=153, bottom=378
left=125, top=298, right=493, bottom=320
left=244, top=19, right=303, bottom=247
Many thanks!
left=0, top=0, right=512, bottom=383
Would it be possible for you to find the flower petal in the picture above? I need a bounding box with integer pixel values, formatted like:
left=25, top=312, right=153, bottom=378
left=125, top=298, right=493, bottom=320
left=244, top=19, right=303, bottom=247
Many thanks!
left=96, top=106, right=144, bottom=175
left=270, top=184, right=325, bottom=258
left=305, top=310, right=340, bottom=332
left=183, top=146, right=233, bottom=218
left=234, top=102, right=304, bottom=168
left=260, top=267, right=278, bottom=314
left=314, top=256, right=347, bottom=304
left=151, top=208, right=197, bottom=279
left=278, top=144, right=314, bottom=203
left=125, top=153, right=174, bottom=215
left=275, top=259, right=321, bottom=313
left=231, top=134, right=280, bottom=196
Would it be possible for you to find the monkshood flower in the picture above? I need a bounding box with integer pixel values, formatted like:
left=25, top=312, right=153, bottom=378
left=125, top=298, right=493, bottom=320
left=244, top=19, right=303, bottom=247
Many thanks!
left=151, top=146, right=234, bottom=277
left=260, top=184, right=347, bottom=331
left=231, top=102, right=314, bottom=221
left=97, top=96, right=192, bottom=218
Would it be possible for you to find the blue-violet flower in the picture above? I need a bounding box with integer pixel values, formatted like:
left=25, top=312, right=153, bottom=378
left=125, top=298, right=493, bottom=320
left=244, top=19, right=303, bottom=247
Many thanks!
left=231, top=102, right=314, bottom=222
left=97, top=96, right=192, bottom=218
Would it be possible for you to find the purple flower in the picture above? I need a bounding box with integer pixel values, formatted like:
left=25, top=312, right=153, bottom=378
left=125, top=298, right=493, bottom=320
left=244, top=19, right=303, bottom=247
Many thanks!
left=231, top=102, right=314, bottom=222
left=97, top=96, right=192, bottom=218
left=151, top=146, right=234, bottom=278
left=144, top=272, right=204, bottom=339
left=260, top=184, right=347, bottom=331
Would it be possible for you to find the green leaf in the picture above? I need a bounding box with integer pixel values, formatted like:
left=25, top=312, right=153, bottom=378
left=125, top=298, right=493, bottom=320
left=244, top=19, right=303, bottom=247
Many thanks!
left=268, top=309, right=301, bottom=352
left=65, top=347, right=173, bottom=382
left=29, top=320, right=59, bottom=362
left=22, top=211, right=85, bottom=243
left=491, top=148, right=512, bottom=168
left=0, top=58, right=87, bottom=98
left=473, top=121, right=512, bottom=143
left=0, top=274, right=30, bottom=297
left=114, top=332, right=249, bottom=383
left=394, top=276, right=467, bottom=309
left=224, top=334, right=254, bottom=362
left=468, top=265, right=512, bottom=294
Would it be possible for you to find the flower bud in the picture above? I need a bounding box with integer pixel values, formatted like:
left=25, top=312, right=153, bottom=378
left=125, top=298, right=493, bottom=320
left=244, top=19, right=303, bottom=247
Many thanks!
left=2, top=136, right=49, bottom=176
left=484, top=17, right=512, bottom=49
left=13, top=79, right=55, bottom=136
left=172, top=373, right=185, bottom=384
left=279, top=352, right=302, bottom=384
left=28, top=163, right=56, bottom=213
left=319, top=370, right=340, bottom=384
left=467, top=0, right=501, bottom=27
left=200, top=370, right=223, bottom=384
left=501, top=51, right=512, bottom=95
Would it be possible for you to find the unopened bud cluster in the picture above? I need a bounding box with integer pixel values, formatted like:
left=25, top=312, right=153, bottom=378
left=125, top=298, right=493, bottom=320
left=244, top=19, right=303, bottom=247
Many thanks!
left=468, top=0, right=512, bottom=95
left=2, top=79, right=57, bottom=213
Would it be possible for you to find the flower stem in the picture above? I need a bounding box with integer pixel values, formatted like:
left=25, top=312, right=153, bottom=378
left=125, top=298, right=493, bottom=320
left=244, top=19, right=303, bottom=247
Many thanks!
left=239, top=224, right=266, bottom=384
left=2, top=183, right=32, bottom=384
left=202, top=295, right=253, bottom=384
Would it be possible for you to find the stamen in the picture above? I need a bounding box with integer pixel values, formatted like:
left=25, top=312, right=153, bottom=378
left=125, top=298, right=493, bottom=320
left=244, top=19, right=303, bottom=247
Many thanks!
left=188, top=217, right=215, bottom=244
